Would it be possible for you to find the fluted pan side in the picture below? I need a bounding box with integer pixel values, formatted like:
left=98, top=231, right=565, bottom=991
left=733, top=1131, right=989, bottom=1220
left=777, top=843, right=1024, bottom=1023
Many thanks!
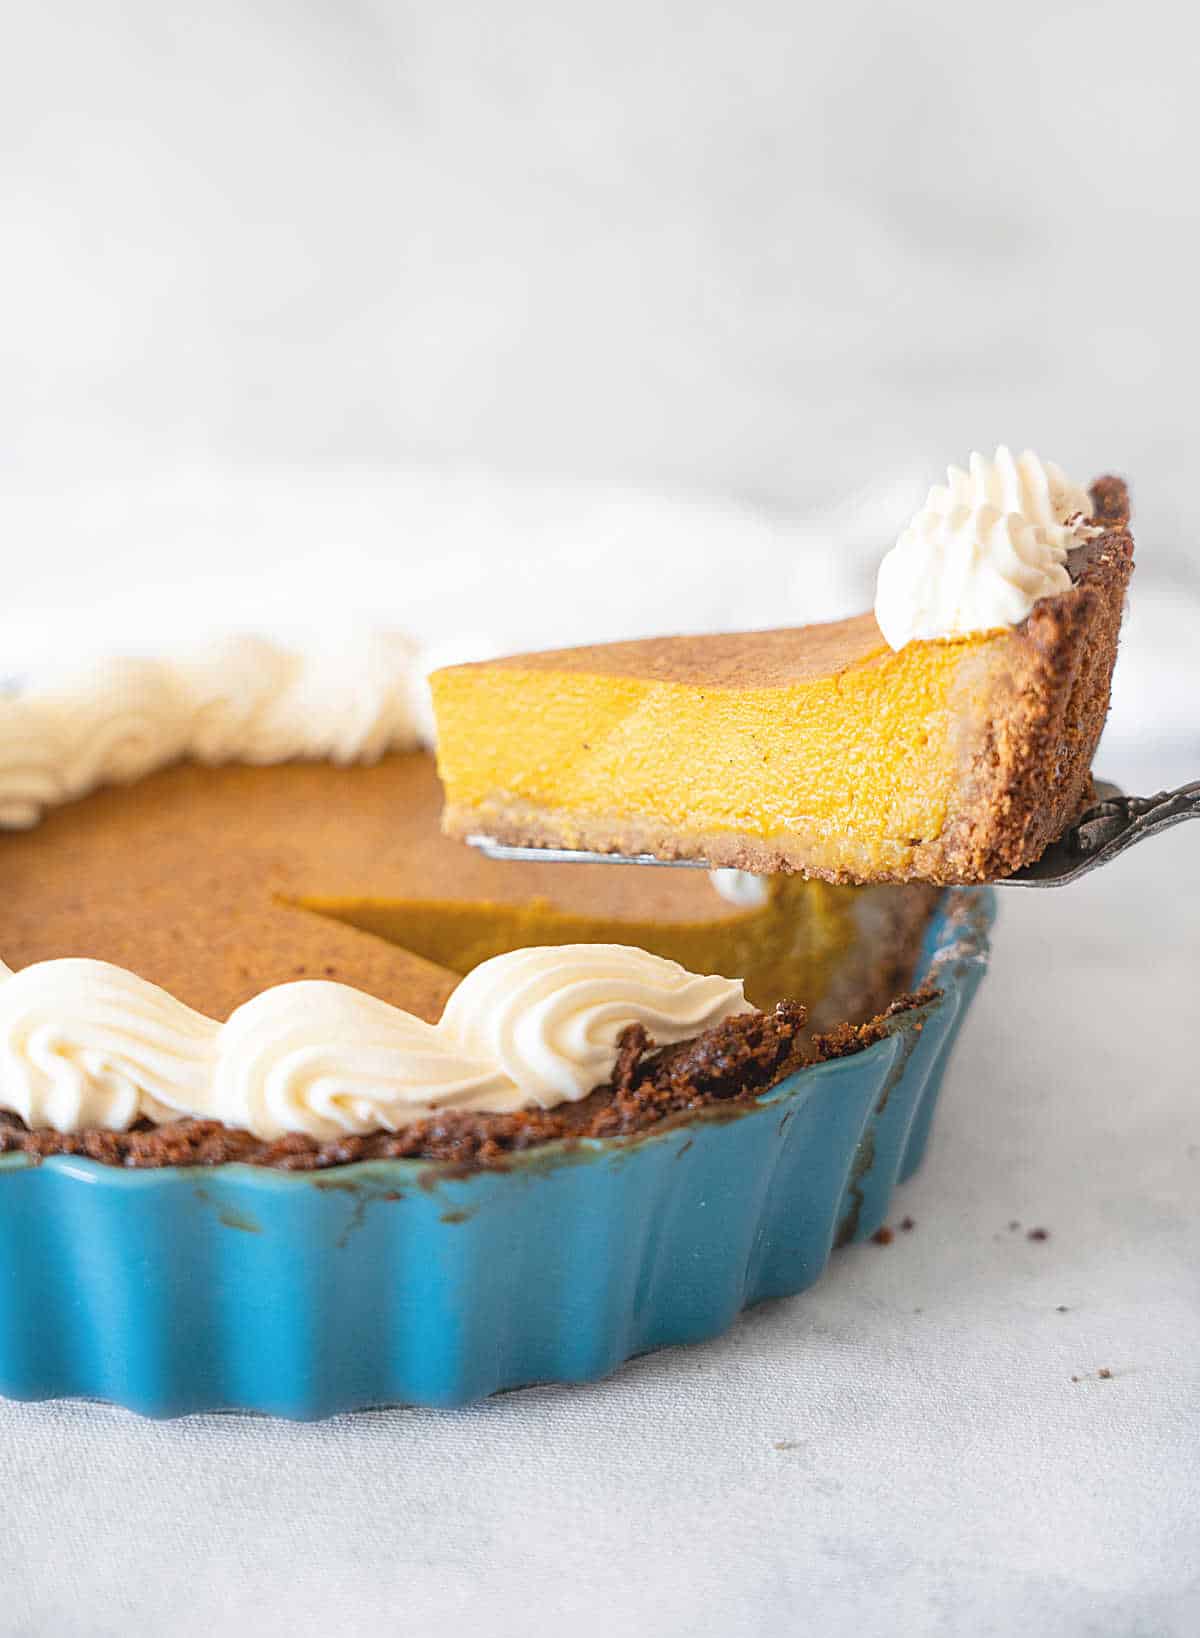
left=0, top=888, right=993, bottom=1417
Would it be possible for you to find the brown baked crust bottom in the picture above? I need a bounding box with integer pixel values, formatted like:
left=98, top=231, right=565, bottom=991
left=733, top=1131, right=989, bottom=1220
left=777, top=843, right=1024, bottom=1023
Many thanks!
left=0, top=992, right=933, bottom=1172
left=441, top=478, right=1133, bottom=885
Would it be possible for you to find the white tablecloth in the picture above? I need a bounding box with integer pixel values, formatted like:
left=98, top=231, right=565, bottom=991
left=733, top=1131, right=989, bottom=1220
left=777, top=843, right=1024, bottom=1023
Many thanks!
left=2, top=812, right=1196, bottom=1637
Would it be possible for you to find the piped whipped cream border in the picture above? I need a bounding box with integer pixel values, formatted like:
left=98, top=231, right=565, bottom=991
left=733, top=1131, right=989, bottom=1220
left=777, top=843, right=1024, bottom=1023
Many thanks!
left=0, top=633, right=427, bottom=831
left=0, top=636, right=749, bottom=1138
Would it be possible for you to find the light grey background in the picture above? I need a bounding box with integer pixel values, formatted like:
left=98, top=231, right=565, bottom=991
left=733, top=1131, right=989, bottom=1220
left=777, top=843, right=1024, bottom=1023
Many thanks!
left=4, top=0, right=1199, bottom=514
left=1, top=4, right=1198, bottom=1634
left=3, top=0, right=1198, bottom=768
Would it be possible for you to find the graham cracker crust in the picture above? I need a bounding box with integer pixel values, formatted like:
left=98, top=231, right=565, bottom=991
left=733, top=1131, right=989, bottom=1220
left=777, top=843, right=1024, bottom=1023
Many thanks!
left=927, top=476, right=1133, bottom=882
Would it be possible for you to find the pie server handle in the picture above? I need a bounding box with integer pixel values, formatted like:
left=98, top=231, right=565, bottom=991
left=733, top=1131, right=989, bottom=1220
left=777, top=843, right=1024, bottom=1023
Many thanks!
left=1001, top=778, right=1200, bottom=887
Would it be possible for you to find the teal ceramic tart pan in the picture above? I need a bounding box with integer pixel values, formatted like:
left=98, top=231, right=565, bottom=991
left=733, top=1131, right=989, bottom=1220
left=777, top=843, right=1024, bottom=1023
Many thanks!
left=0, top=888, right=992, bottom=1419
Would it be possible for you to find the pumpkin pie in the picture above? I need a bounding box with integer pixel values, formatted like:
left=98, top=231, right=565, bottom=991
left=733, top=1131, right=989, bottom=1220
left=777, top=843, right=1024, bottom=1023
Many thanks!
left=432, top=477, right=1133, bottom=885
left=0, top=745, right=938, bottom=1166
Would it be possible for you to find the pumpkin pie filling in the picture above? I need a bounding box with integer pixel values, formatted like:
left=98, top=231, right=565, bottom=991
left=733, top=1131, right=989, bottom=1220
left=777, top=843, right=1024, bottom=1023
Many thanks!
left=0, top=749, right=938, bottom=1167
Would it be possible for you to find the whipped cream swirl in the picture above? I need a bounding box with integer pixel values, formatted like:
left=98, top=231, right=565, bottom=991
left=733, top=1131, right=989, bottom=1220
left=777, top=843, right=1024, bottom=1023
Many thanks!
left=211, top=981, right=509, bottom=1141
left=0, top=959, right=217, bottom=1131
left=442, top=944, right=750, bottom=1108
left=874, top=447, right=1095, bottom=650
left=0, top=947, right=750, bottom=1139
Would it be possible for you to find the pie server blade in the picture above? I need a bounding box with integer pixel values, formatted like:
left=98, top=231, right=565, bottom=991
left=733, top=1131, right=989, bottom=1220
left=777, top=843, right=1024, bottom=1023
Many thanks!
left=465, top=779, right=1200, bottom=888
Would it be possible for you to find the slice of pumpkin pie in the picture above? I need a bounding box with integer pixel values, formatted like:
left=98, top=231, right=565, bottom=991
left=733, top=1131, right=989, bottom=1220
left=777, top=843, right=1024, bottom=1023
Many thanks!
left=432, top=455, right=1133, bottom=885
